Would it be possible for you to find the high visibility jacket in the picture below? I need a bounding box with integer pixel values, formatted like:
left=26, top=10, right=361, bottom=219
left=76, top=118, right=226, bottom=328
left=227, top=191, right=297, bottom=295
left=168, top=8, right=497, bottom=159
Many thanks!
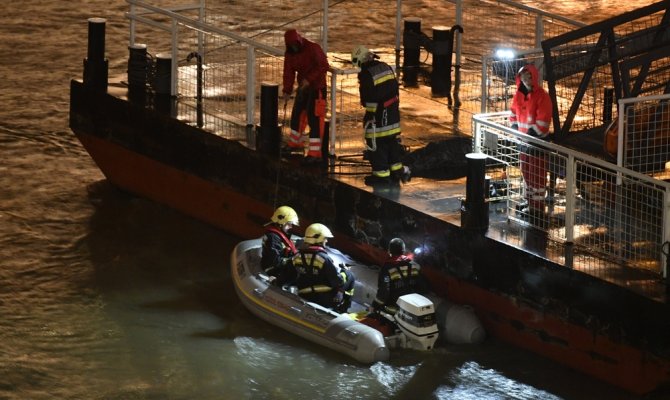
left=509, top=64, right=553, bottom=138
left=373, top=255, right=426, bottom=311
left=358, top=59, right=401, bottom=139
left=282, top=34, right=329, bottom=95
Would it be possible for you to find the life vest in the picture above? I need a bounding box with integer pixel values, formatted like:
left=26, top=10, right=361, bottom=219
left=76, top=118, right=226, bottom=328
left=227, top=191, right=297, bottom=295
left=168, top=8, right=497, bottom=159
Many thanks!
left=265, top=225, right=297, bottom=257
left=386, top=255, right=420, bottom=290
left=293, top=245, right=341, bottom=295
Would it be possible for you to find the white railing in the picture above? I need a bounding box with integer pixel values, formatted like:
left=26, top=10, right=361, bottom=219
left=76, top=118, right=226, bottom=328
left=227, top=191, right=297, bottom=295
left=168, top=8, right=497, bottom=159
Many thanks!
left=123, top=0, right=586, bottom=156
left=473, top=111, right=670, bottom=277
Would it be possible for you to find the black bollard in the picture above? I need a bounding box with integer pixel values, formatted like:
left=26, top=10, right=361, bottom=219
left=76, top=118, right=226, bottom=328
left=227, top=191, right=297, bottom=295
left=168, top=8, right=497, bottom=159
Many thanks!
left=152, top=53, right=172, bottom=95
left=83, top=17, right=109, bottom=92
left=127, top=43, right=149, bottom=90
left=461, top=153, right=489, bottom=232
left=430, top=26, right=452, bottom=99
left=255, top=83, right=281, bottom=156
left=402, top=18, right=421, bottom=87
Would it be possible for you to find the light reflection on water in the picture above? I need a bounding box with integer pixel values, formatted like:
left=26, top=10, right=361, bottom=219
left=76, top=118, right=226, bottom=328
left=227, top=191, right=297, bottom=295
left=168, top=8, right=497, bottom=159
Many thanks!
left=0, top=0, right=657, bottom=399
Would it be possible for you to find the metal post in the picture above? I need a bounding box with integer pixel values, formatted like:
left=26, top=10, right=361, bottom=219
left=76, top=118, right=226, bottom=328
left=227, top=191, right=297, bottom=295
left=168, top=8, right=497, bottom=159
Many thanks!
left=430, top=26, right=451, bottom=99
left=187, top=52, right=203, bottom=128
left=564, top=154, right=575, bottom=243
left=329, top=72, right=337, bottom=156
left=461, top=152, right=489, bottom=232
left=83, top=17, right=108, bottom=92
left=402, top=17, right=421, bottom=87
left=603, top=86, right=614, bottom=123
left=395, top=0, right=402, bottom=73
left=322, top=0, right=328, bottom=54
left=246, top=46, right=256, bottom=127
left=256, top=83, right=281, bottom=156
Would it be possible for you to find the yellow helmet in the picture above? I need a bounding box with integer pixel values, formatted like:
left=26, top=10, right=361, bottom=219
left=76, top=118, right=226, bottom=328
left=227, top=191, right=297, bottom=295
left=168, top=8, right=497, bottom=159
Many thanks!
left=270, top=206, right=299, bottom=226
left=351, top=45, right=371, bottom=68
left=304, top=223, right=334, bottom=245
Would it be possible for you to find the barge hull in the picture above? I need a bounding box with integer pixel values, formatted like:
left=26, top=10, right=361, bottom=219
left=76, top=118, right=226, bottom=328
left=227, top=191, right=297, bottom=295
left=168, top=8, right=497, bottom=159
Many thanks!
left=69, top=79, right=670, bottom=395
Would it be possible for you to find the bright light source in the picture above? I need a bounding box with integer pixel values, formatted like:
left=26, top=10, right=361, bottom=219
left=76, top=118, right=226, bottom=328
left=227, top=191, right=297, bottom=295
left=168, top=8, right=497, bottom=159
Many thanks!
left=495, top=48, right=516, bottom=60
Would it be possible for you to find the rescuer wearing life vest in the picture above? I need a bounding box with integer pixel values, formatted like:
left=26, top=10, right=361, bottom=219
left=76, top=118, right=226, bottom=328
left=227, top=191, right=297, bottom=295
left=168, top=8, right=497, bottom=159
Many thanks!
left=282, top=29, right=330, bottom=164
left=509, top=64, right=553, bottom=217
left=261, top=206, right=299, bottom=283
left=290, top=223, right=354, bottom=311
left=352, top=45, right=411, bottom=186
left=371, top=238, right=428, bottom=314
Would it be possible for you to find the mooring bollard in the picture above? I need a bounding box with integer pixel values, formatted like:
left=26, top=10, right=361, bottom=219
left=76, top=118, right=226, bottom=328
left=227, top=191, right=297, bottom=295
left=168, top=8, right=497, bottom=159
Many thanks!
left=402, top=17, right=421, bottom=87
left=83, top=17, right=109, bottom=92
left=430, top=25, right=452, bottom=98
left=461, top=152, right=489, bottom=232
left=256, top=83, right=281, bottom=156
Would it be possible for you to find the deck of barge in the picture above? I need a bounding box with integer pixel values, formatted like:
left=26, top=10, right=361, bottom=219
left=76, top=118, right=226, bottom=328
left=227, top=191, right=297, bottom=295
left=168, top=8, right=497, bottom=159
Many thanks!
left=109, top=78, right=669, bottom=305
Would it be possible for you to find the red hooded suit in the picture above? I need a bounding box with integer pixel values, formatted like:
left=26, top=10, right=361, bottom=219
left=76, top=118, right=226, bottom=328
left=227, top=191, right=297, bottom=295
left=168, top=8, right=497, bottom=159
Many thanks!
left=282, top=29, right=329, bottom=159
left=510, top=64, right=553, bottom=211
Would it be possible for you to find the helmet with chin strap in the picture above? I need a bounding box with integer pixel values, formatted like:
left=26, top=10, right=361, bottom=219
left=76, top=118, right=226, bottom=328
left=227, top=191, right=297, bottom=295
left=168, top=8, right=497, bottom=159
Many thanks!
left=270, top=206, right=299, bottom=226
left=304, top=223, right=334, bottom=245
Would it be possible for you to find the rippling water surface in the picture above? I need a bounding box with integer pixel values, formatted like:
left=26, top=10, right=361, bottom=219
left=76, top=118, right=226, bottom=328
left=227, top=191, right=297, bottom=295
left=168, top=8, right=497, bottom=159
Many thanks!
left=0, top=1, right=655, bottom=399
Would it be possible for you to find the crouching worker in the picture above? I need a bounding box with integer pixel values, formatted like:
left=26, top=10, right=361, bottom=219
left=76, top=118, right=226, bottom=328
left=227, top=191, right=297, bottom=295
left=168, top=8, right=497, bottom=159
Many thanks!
left=292, top=223, right=352, bottom=311
left=261, top=206, right=299, bottom=284
left=371, top=238, right=428, bottom=315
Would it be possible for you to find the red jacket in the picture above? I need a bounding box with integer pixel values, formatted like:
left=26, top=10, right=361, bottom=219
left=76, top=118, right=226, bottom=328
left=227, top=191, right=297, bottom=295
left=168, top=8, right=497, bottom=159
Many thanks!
left=282, top=30, right=329, bottom=95
left=509, top=64, right=553, bottom=138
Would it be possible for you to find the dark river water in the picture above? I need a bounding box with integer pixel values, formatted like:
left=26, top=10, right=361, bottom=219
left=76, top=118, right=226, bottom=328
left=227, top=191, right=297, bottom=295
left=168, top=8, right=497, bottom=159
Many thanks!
left=0, top=1, right=656, bottom=399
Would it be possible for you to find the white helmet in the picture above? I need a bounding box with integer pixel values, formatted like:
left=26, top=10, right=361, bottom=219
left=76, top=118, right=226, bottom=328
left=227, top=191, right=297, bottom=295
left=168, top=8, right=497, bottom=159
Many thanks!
left=304, top=223, right=334, bottom=245
left=351, top=45, right=372, bottom=68
left=270, top=206, right=299, bottom=226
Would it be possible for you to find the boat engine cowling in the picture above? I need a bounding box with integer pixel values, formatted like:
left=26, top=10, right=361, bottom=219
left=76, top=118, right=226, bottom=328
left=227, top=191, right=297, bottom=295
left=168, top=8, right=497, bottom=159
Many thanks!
left=393, top=294, right=439, bottom=351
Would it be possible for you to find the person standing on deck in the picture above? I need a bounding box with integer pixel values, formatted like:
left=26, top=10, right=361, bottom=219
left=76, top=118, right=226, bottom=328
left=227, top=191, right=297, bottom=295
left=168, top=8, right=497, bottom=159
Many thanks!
left=261, top=206, right=299, bottom=284
left=371, top=238, right=428, bottom=315
left=282, top=29, right=330, bottom=165
left=351, top=45, right=411, bottom=186
left=509, top=63, right=553, bottom=217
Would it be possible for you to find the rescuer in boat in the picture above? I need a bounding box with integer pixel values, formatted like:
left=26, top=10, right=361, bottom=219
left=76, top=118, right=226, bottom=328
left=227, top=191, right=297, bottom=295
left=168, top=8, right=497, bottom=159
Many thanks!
left=289, top=223, right=355, bottom=311
left=281, top=29, right=330, bottom=165
left=371, top=238, right=428, bottom=315
left=509, top=64, right=553, bottom=219
left=351, top=45, right=411, bottom=187
left=261, top=206, right=299, bottom=283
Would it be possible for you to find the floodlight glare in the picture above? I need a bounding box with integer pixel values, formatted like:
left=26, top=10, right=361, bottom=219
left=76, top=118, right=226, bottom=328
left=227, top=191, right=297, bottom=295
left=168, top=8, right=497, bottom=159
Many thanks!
left=495, top=48, right=516, bottom=60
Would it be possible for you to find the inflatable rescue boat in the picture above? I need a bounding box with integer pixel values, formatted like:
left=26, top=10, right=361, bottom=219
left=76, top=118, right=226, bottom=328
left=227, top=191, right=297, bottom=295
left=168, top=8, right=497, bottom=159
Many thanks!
left=230, top=238, right=484, bottom=363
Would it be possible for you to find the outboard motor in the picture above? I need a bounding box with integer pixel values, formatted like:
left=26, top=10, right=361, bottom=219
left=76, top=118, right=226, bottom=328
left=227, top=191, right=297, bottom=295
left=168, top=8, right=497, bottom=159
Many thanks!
left=394, top=294, right=439, bottom=350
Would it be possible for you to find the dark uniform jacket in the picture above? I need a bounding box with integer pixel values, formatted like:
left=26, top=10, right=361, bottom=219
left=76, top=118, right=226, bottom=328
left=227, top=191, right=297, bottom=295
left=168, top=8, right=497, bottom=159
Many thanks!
left=291, top=245, right=344, bottom=309
left=358, top=59, right=401, bottom=139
